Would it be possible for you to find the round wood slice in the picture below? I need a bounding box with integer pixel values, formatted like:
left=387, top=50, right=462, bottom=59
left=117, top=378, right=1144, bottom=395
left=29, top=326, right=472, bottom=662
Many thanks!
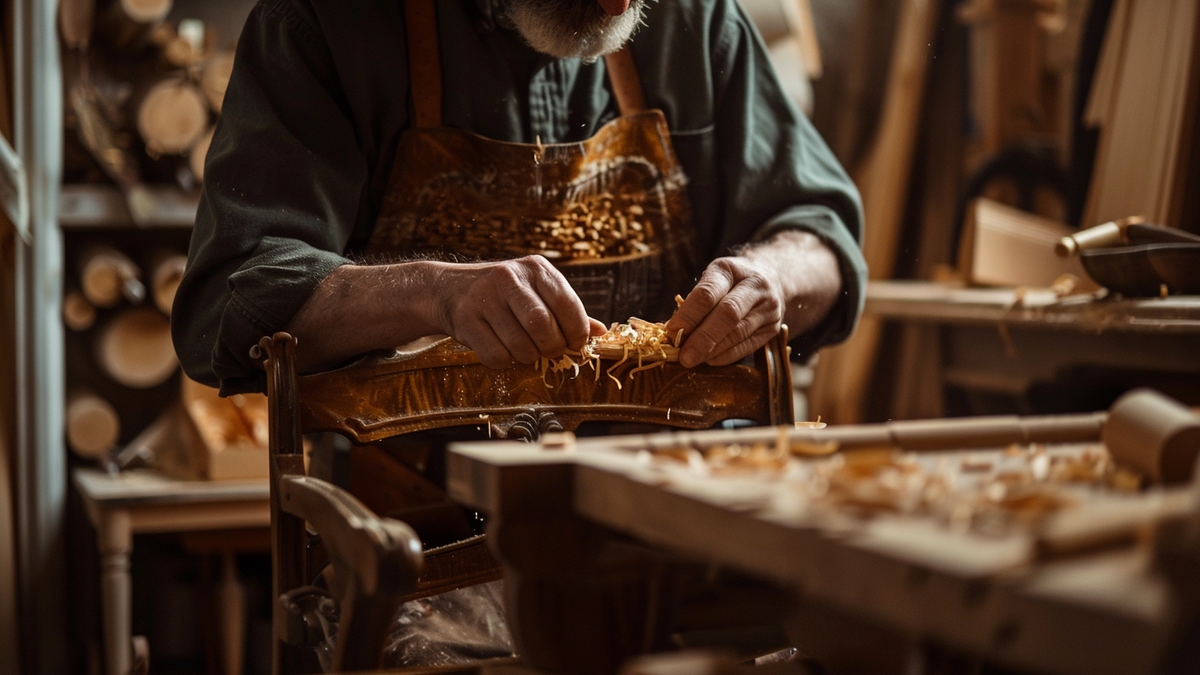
left=63, top=290, right=98, bottom=331
left=97, top=307, right=179, bottom=388
left=66, top=391, right=121, bottom=459
left=122, top=0, right=172, bottom=23
left=136, top=79, right=209, bottom=156
left=98, top=0, right=172, bottom=51
left=200, top=51, right=235, bottom=114
left=149, top=251, right=188, bottom=315
left=80, top=246, right=146, bottom=308
left=189, top=126, right=214, bottom=183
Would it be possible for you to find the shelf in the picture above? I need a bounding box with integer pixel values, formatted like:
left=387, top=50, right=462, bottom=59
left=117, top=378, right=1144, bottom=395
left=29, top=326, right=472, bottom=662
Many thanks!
left=865, top=280, right=1200, bottom=334
left=59, top=184, right=200, bottom=229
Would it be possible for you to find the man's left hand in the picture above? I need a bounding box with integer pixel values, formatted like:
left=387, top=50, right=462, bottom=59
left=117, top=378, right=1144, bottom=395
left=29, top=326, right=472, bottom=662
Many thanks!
left=666, top=257, right=784, bottom=368
left=666, top=230, right=843, bottom=368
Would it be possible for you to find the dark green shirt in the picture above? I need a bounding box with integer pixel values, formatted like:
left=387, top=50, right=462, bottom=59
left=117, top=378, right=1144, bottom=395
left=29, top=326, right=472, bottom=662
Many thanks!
left=172, top=0, right=867, bottom=395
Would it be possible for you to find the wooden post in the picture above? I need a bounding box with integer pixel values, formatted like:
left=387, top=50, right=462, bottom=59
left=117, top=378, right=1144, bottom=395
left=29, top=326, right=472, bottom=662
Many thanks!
left=66, top=389, right=122, bottom=460
left=135, top=78, right=209, bottom=156
left=80, top=245, right=145, bottom=308
left=95, top=307, right=178, bottom=388
left=148, top=250, right=186, bottom=315
left=63, top=289, right=98, bottom=331
left=808, top=0, right=938, bottom=424
left=96, top=0, right=173, bottom=52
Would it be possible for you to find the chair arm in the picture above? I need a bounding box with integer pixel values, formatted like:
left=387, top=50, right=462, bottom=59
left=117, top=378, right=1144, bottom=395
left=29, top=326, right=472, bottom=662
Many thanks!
left=277, top=474, right=424, bottom=671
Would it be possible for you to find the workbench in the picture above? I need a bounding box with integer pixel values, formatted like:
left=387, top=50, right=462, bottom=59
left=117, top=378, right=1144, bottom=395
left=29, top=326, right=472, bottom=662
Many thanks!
left=862, top=281, right=1200, bottom=419
left=447, top=428, right=1197, bottom=675
left=73, top=468, right=269, bottom=675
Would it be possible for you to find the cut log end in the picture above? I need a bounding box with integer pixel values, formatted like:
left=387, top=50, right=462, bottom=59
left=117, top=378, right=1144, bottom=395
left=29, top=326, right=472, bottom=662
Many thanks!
left=189, top=127, right=214, bottom=183
left=151, top=253, right=188, bottom=315
left=66, top=392, right=122, bottom=459
left=81, top=247, right=145, bottom=308
left=137, top=80, right=210, bottom=156
left=122, top=0, right=172, bottom=23
left=97, top=307, right=179, bottom=388
left=64, top=291, right=98, bottom=331
left=200, top=51, right=235, bottom=114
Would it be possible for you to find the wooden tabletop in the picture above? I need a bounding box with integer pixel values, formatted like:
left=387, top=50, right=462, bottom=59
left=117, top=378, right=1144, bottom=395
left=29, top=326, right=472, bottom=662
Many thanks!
left=865, top=281, right=1200, bottom=333
left=448, top=435, right=1187, bottom=675
left=73, top=468, right=269, bottom=508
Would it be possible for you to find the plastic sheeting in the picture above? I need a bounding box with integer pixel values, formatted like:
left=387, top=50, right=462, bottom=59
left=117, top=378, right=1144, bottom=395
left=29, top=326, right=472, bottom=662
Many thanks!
left=316, top=581, right=515, bottom=671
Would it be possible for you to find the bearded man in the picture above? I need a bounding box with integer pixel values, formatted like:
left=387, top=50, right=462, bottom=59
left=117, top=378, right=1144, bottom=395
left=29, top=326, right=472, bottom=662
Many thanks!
left=172, top=0, right=867, bottom=394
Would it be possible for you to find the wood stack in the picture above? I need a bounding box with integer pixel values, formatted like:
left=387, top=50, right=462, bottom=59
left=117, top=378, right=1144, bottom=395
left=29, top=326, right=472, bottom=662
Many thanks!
left=1083, top=0, right=1200, bottom=229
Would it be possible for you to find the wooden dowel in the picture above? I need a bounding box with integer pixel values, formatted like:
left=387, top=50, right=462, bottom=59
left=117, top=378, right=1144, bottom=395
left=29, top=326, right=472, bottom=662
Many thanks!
left=96, top=0, right=173, bottom=52
left=63, top=289, right=98, bottom=332
left=135, top=78, right=209, bottom=156
left=80, top=245, right=145, bottom=308
left=148, top=250, right=187, bottom=315
left=628, top=413, right=1108, bottom=454
left=96, top=307, right=178, bottom=388
left=200, top=51, right=235, bottom=114
left=189, top=126, right=213, bottom=183
left=65, top=389, right=121, bottom=459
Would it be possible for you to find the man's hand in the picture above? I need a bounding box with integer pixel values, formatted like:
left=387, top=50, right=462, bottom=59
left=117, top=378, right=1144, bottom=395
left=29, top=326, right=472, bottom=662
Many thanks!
left=666, top=258, right=783, bottom=368
left=667, top=230, right=842, bottom=368
left=433, top=256, right=604, bottom=369
left=284, top=256, right=603, bottom=374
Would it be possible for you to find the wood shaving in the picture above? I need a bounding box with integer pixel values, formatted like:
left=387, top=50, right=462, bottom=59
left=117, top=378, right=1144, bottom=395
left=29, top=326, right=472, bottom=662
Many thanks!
left=537, top=317, right=683, bottom=389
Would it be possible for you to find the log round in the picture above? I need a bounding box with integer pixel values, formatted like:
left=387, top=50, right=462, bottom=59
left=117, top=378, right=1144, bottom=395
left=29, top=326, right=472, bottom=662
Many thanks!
left=98, top=0, right=173, bottom=52
left=66, top=390, right=121, bottom=459
left=80, top=246, right=146, bottom=308
left=136, top=79, right=210, bottom=156
left=200, top=51, right=235, bottom=114
left=97, top=307, right=179, bottom=388
left=63, top=290, right=98, bottom=332
left=189, top=126, right=214, bottom=183
left=149, top=251, right=188, bottom=315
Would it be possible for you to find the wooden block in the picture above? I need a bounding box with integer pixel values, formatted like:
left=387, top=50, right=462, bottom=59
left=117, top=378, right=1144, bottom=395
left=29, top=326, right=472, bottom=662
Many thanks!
left=958, top=198, right=1092, bottom=288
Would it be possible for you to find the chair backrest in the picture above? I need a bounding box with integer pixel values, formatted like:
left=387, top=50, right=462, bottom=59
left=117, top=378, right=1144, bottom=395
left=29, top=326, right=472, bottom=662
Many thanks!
left=260, top=331, right=795, bottom=673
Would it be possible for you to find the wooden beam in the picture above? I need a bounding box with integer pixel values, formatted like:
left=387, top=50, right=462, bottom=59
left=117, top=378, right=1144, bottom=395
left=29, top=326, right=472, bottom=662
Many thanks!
left=809, top=0, right=940, bottom=423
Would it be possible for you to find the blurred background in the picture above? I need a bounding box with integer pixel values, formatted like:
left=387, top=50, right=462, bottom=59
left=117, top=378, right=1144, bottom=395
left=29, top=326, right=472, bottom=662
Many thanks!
left=2, top=0, right=1199, bottom=672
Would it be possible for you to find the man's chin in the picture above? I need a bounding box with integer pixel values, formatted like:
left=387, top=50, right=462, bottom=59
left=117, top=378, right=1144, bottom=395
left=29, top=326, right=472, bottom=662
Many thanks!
left=505, top=0, right=646, bottom=62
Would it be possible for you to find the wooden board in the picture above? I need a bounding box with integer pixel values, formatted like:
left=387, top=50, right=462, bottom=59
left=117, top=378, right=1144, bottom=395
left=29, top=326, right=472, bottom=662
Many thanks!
left=1083, top=0, right=1200, bottom=227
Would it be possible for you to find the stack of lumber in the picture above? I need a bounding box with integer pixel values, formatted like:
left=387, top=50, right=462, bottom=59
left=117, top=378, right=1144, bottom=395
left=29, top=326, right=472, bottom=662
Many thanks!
left=1083, top=0, right=1200, bottom=229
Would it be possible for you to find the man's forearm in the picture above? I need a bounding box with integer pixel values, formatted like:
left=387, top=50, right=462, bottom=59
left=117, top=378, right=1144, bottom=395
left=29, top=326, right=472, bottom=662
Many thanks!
left=283, top=262, right=444, bottom=373
left=739, top=229, right=842, bottom=337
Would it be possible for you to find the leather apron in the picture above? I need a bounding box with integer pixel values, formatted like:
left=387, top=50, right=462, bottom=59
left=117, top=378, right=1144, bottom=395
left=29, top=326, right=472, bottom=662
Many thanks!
left=367, top=0, right=699, bottom=325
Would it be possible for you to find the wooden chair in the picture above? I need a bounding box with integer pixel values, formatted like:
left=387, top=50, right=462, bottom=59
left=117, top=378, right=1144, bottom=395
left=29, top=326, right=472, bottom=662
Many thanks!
left=258, top=331, right=794, bottom=673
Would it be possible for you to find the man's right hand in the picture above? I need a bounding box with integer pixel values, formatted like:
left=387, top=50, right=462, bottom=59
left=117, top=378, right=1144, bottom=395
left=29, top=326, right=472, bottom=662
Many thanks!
left=432, top=254, right=609, bottom=367
left=430, top=256, right=603, bottom=369
left=284, top=256, right=602, bottom=374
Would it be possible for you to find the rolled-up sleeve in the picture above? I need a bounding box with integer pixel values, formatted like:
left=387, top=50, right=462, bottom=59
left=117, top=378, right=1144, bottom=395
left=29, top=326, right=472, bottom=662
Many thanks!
left=708, top=0, right=868, bottom=358
left=171, top=0, right=365, bottom=394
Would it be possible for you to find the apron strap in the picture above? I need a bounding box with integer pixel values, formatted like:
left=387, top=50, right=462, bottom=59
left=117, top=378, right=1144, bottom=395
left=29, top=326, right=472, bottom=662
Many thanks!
left=404, top=1, right=645, bottom=126
left=603, top=48, right=647, bottom=115
left=405, top=0, right=443, bottom=129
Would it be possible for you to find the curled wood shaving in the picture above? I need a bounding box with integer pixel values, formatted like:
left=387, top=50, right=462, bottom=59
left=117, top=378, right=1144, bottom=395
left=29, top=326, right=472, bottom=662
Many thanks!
left=537, top=317, right=684, bottom=389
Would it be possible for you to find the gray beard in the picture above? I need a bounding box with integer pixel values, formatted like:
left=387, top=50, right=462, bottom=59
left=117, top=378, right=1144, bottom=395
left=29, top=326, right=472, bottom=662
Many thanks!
left=501, top=0, right=647, bottom=63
